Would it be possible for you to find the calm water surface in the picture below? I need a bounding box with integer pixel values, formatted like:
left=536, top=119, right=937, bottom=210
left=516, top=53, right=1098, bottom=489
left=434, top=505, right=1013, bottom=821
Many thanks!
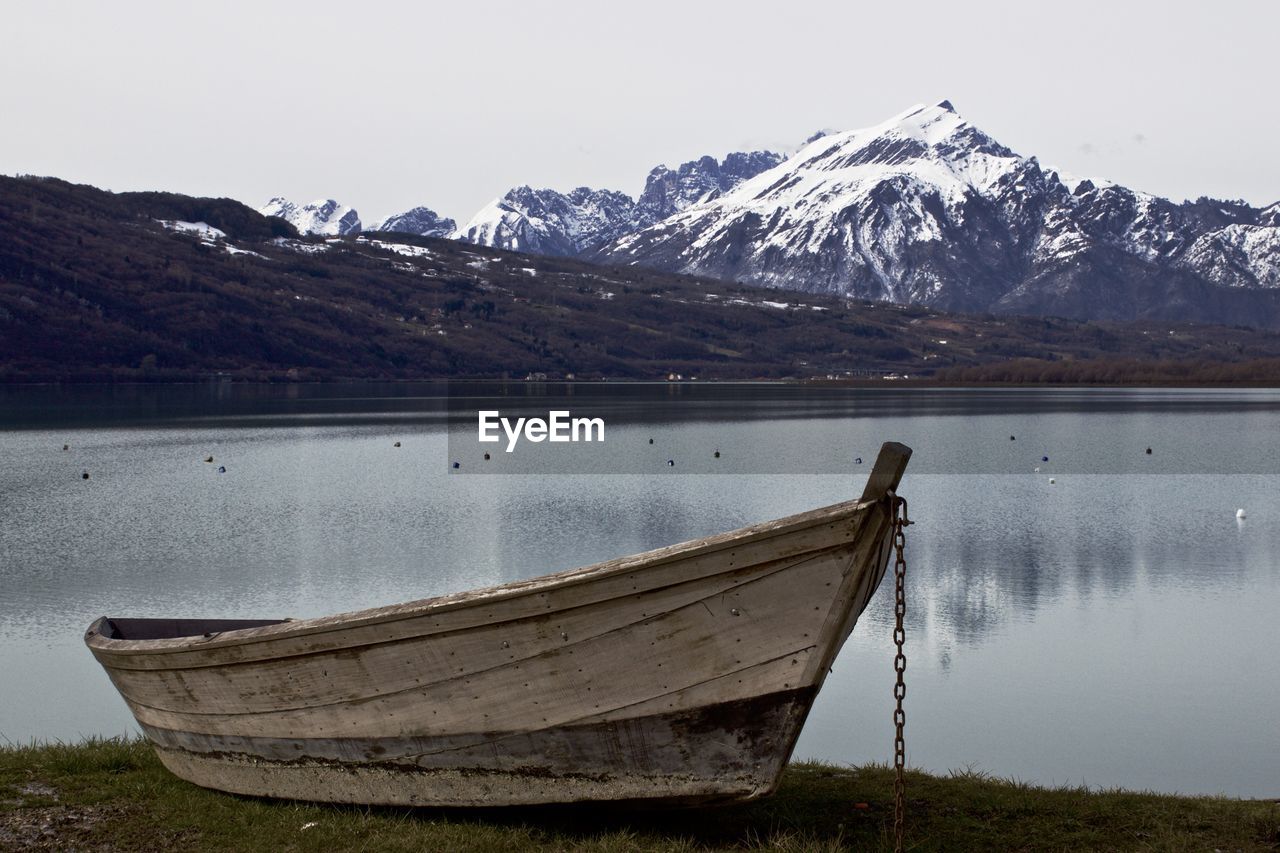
left=1, top=384, right=1277, bottom=797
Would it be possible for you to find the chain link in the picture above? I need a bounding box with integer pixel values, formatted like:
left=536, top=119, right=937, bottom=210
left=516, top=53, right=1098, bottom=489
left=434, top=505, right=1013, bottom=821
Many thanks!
left=891, top=494, right=911, bottom=853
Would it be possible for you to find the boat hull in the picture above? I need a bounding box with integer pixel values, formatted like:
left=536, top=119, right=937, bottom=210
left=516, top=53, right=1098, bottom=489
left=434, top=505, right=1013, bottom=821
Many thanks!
left=139, top=688, right=817, bottom=806
left=86, top=443, right=910, bottom=806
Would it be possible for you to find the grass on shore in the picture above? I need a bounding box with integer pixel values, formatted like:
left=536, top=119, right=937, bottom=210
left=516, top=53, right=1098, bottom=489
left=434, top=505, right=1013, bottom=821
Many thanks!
left=1, top=738, right=1277, bottom=852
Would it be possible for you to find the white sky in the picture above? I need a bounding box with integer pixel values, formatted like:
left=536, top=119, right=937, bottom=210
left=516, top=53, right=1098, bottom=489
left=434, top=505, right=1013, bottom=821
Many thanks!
left=3, top=0, right=1277, bottom=225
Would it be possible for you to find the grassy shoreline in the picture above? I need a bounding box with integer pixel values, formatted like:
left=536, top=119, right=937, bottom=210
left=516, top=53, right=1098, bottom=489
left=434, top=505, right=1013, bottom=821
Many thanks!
left=2, top=739, right=1276, bottom=851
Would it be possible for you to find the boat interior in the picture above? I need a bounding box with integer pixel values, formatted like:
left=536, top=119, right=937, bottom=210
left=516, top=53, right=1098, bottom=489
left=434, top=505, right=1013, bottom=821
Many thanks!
left=97, top=618, right=287, bottom=640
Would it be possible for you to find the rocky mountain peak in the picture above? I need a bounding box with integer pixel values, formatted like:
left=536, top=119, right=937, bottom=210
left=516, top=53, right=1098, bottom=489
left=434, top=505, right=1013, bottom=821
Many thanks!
left=636, top=149, right=783, bottom=222
left=456, top=149, right=782, bottom=257
left=367, top=206, right=456, bottom=238
left=454, top=184, right=642, bottom=256
left=259, top=197, right=361, bottom=237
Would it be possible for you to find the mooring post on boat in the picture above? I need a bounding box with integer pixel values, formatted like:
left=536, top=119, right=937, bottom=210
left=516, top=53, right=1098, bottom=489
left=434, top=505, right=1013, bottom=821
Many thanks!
left=860, top=442, right=912, bottom=502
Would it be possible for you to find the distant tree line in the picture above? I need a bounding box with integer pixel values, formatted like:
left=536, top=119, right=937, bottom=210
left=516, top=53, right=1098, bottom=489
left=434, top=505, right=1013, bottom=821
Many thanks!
left=934, top=357, right=1280, bottom=385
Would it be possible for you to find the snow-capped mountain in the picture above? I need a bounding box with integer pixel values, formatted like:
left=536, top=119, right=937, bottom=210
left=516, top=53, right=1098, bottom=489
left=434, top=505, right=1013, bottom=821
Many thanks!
left=456, top=186, right=640, bottom=255
left=259, top=197, right=361, bottom=237
left=367, top=205, right=456, bottom=237
left=596, top=101, right=1280, bottom=324
left=456, top=150, right=781, bottom=256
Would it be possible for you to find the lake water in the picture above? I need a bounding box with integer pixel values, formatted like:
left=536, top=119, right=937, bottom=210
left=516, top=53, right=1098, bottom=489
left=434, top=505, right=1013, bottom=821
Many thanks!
left=1, top=383, right=1277, bottom=798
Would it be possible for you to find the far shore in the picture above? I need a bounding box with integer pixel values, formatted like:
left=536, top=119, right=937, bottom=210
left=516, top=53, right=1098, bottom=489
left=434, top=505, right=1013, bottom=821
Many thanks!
left=5, top=370, right=1280, bottom=389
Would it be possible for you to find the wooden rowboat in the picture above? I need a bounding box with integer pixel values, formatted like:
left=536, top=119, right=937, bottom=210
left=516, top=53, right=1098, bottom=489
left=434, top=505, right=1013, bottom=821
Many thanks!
left=86, top=442, right=911, bottom=807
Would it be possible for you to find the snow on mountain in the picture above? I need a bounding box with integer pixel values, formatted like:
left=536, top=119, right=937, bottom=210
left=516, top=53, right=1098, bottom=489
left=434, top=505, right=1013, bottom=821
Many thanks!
left=367, top=206, right=456, bottom=238
left=604, top=101, right=1039, bottom=304
left=260, top=197, right=361, bottom=237
left=456, top=150, right=782, bottom=257
left=157, top=219, right=226, bottom=240
left=456, top=186, right=640, bottom=256
left=597, top=101, right=1280, bottom=324
left=1180, top=224, right=1280, bottom=289
left=156, top=219, right=270, bottom=259
left=1048, top=169, right=1116, bottom=195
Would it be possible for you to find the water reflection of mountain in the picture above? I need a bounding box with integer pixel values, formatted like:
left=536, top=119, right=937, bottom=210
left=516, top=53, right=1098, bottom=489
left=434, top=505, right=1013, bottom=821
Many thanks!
left=862, top=474, right=1275, bottom=661
left=449, top=471, right=1277, bottom=659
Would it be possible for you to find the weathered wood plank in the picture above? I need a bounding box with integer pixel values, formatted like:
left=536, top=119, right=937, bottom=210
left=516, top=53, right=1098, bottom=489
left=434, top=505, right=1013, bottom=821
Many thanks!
left=119, top=546, right=850, bottom=737
left=141, top=689, right=815, bottom=807
left=105, top=550, right=835, bottom=716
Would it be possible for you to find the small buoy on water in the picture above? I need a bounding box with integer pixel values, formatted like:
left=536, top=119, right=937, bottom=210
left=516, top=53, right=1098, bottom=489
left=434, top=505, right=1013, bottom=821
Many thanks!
left=204, top=455, right=214, bottom=463
left=452, top=461, right=460, bottom=469
left=1145, top=447, right=1152, bottom=455
left=1048, top=477, right=1056, bottom=484
left=217, top=466, right=226, bottom=474
left=483, top=452, right=491, bottom=460
left=393, top=441, right=401, bottom=448
left=81, top=470, right=90, bottom=480
left=1236, top=508, right=1247, bottom=519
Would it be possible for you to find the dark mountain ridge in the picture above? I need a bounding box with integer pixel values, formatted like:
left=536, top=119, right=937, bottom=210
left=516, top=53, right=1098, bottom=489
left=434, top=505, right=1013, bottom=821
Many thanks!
left=4, top=174, right=1280, bottom=383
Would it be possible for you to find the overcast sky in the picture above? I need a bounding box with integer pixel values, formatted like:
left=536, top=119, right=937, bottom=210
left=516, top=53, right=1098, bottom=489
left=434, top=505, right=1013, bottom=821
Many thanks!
left=3, top=0, right=1277, bottom=226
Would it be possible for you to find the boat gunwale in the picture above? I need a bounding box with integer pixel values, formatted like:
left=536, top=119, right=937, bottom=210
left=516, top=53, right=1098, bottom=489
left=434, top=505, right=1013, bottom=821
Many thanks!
left=86, top=495, right=881, bottom=657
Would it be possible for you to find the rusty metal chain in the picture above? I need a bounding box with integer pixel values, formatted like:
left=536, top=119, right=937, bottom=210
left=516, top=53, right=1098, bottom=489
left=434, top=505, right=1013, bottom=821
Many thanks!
left=890, top=494, right=911, bottom=853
